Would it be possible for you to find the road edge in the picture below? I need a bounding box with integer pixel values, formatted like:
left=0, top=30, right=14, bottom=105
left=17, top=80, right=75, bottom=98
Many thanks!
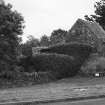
left=0, top=94, right=105, bottom=105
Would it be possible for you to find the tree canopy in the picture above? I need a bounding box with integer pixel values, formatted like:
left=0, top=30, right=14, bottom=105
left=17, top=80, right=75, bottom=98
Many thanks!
left=85, top=0, right=105, bottom=30
left=50, top=29, right=67, bottom=45
left=0, top=3, right=24, bottom=72
left=40, top=35, right=50, bottom=46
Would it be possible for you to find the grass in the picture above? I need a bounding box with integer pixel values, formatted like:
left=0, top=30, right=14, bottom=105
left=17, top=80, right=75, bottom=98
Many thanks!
left=0, top=78, right=55, bottom=89
left=0, top=73, right=57, bottom=89
left=0, top=76, right=105, bottom=105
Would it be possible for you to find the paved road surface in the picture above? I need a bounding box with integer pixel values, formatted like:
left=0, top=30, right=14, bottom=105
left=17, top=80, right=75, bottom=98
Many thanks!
left=38, top=98, right=105, bottom=105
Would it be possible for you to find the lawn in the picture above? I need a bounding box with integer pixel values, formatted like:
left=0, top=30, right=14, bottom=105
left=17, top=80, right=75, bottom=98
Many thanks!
left=0, top=76, right=105, bottom=104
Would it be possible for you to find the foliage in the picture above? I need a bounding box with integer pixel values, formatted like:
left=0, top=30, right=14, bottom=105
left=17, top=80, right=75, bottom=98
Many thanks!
left=40, top=42, right=96, bottom=62
left=40, top=35, right=50, bottom=46
left=50, top=29, right=67, bottom=45
left=18, top=53, right=81, bottom=79
left=38, top=71, right=56, bottom=82
left=0, top=3, right=24, bottom=72
left=21, top=28, right=67, bottom=56
left=81, top=53, right=105, bottom=76
left=26, top=35, right=40, bottom=47
left=85, top=0, right=105, bottom=30
left=19, top=43, right=32, bottom=56
left=19, top=35, right=40, bottom=56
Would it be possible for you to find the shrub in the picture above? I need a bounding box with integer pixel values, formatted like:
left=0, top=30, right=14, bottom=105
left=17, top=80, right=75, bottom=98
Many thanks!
left=40, top=42, right=96, bottom=62
left=17, top=55, right=37, bottom=72
left=80, top=53, right=105, bottom=76
left=18, top=53, right=83, bottom=79
left=37, top=71, right=56, bottom=82
left=0, top=70, right=22, bottom=80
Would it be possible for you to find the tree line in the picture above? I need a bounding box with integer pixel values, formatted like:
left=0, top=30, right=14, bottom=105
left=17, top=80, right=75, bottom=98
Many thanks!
left=19, top=29, right=67, bottom=56
left=0, top=0, right=105, bottom=72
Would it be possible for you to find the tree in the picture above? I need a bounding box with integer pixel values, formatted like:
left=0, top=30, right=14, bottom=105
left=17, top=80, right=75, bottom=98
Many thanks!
left=0, top=3, right=24, bottom=72
left=50, top=29, right=67, bottom=45
left=26, top=35, right=40, bottom=47
left=40, top=35, right=50, bottom=46
left=85, top=0, right=105, bottom=30
left=20, top=35, right=40, bottom=56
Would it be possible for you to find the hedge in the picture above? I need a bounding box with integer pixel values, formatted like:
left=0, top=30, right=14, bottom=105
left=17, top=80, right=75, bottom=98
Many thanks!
left=80, top=53, right=105, bottom=76
left=18, top=53, right=83, bottom=79
left=40, top=42, right=96, bottom=62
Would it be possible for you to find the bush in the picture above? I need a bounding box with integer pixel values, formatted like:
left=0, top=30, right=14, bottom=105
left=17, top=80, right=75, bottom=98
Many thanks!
left=37, top=71, right=56, bottom=82
left=0, top=70, right=22, bottom=80
left=17, top=55, right=36, bottom=72
left=80, top=53, right=105, bottom=76
left=40, top=42, right=96, bottom=62
left=18, top=53, right=83, bottom=79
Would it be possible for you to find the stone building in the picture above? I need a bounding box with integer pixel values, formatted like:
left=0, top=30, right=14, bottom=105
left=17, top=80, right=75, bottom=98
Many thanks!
left=66, top=19, right=105, bottom=54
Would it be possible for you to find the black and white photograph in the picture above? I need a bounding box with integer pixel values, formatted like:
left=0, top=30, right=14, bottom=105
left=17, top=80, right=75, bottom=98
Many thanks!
left=0, top=0, right=105, bottom=105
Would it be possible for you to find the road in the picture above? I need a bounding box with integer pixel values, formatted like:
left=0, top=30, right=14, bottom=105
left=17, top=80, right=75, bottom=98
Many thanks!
left=38, top=98, right=105, bottom=105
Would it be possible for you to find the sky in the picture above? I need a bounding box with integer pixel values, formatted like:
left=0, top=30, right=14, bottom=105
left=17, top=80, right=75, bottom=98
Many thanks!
left=5, top=0, right=98, bottom=42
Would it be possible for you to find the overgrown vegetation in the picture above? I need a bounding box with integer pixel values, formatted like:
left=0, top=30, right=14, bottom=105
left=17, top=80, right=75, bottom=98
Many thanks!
left=85, top=0, right=105, bottom=30
left=0, top=3, right=24, bottom=74
left=40, top=42, right=96, bottom=61
left=80, top=53, right=105, bottom=76
left=18, top=53, right=81, bottom=79
left=0, top=0, right=105, bottom=88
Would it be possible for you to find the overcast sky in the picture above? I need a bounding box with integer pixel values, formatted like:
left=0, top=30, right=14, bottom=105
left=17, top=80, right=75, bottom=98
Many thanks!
left=5, top=0, right=98, bottom=42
